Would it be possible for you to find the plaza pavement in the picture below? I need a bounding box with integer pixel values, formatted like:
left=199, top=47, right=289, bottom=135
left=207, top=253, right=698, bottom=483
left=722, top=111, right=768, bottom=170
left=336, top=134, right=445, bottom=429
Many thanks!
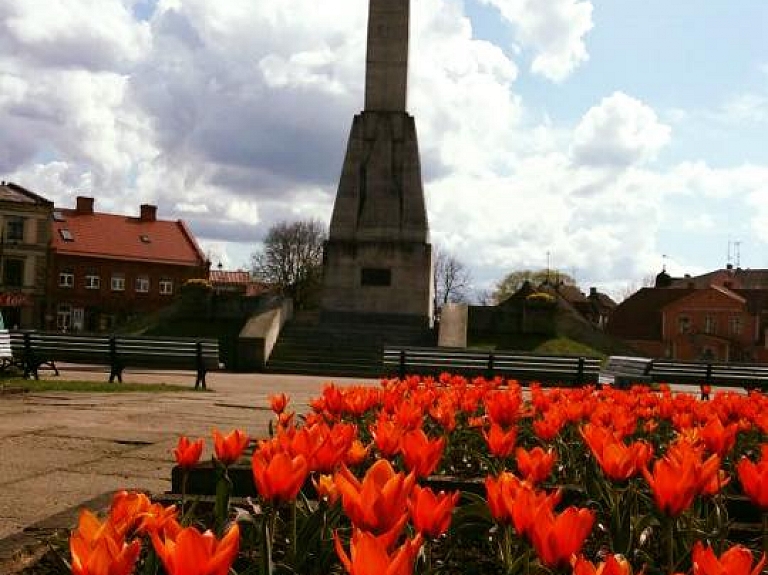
left=0, top=367, right=377, bottom=567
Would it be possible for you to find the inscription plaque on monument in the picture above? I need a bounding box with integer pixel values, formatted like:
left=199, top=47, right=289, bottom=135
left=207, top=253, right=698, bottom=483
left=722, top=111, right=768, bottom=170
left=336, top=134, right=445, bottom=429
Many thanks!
left=322, top=0, right=433, bottom=326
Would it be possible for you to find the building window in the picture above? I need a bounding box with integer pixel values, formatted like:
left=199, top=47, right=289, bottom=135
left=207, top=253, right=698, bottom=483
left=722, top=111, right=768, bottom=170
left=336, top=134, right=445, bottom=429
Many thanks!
left=59, top=229, right=74, bottom=241
left=159, top=279, right=173, bottom=295
left=111, top=273, right=125, bottom=291
left=730, top=316, right=742, bottom=335
left=5, top=217, right=24, bottom=242
left=59, top=269, right=74, bottom=288
left=678, top=315, right=690, bottom=334
left=85, top=271, right=100, bottom=290
left=2, top=258, right=24, bottom=287
left=704, top=315, right=716, bottom=334
left=135, top=276, right=150, bottom=293
left=57, top=304, right=72, bottom=331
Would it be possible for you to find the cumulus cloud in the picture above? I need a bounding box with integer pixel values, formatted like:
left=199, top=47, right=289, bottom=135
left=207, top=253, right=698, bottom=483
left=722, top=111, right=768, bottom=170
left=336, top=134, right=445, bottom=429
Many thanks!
left=478, top=0, right=593, bottom=81
left=571, top=92, right=672, bottom=168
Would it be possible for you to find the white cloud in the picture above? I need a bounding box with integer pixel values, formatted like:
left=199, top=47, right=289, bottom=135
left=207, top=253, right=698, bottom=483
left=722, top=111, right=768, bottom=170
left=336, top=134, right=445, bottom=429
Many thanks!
left=1, top=0, right=151, bottom=71
left=478, top=0, right=593, bottom=81
left=720, top=93, right=768, bottom=125
left=571, top=92, right=671, bottom=168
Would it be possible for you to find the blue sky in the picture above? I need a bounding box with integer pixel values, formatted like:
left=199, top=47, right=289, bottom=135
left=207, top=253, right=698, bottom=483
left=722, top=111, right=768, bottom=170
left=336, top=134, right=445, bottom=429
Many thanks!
left=1, top=0, right=767, bottom=298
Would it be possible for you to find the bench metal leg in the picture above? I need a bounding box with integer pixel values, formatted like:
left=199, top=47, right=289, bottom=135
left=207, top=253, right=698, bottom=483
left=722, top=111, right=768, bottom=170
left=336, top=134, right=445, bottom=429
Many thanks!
left=109, top=365, right=123, bottom=384
left=195, top=369, right=207, bottom=390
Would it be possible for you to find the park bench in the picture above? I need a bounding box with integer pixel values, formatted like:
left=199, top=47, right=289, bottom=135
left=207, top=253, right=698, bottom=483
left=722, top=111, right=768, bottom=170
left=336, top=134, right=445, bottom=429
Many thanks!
left=382, top=346, right=601, bottom=386
left=601, top=355, right=768, bottom=392
left=599, top=356, right=653, bottom=388
left=10, top=331, right=219, bottom=388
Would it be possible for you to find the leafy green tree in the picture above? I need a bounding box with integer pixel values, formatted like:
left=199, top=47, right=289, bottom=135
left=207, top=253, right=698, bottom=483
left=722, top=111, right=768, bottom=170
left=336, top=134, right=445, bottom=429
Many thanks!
left=492, top=268, right=576, bottom=304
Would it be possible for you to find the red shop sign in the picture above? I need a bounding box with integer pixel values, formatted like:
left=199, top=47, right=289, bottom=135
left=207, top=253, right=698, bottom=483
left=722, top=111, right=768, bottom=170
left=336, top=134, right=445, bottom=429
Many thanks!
left=0, top=293, right=33, bottom=307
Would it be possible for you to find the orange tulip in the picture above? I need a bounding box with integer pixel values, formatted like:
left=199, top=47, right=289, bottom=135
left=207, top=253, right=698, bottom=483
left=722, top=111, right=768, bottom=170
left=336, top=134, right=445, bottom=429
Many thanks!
left=334, top=529, right=423, bottom=575
left=484, top=389, right=522, bottom=427
left=511, top=482, right=562, bottom=541
left=515, top=446, right=556, bottom=485
left=692, top=541, right=767, bottom=575
left=334, top=459, right=415, bottom=536
left=70, top=509, right=141, bottom=575
left=700, top=416, right=738, bottom=457
left=370, top=417, right=403, bottom=458
left=642, top=446, right=719, bottom=517
left=737, top=447, right=768, bottom=510
left=399, top=429, right=445, bottom=478
left=409, top=485, right=460, bottom=539
left=346, top=439, right=370, bottom=467
left=483, top=423, right=517, bottom=458
left=485, top=472, right=521, bottom=524
left=269, top=392, right=289, bottom=414
left=252, top=451, right=309, bottom=503
left=530, top=506, right=595, bottom=569
left=151, top=522, right=240, bottom=575
left=213, top=429, right=249, bottom=466
left=572, top=554, right=632, bottom=575
left=313, top=473, right=340, bottom=504
left=108, top=490, right=152, bottom=536
left=173, top=436, right=204, bottom=468
left=581, top=424, right=652, bottom=482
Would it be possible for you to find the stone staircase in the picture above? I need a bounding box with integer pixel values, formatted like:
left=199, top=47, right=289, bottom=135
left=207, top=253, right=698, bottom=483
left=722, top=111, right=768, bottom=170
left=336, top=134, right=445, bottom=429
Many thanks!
left=265, top=312, right=435, bottom=378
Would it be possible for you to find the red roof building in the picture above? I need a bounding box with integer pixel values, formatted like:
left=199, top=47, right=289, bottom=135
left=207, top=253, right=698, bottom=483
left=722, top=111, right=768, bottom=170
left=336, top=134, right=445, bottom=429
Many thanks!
left=608, top=280, right=768, bottom=363
left=47, top=196, right=209, bottom=332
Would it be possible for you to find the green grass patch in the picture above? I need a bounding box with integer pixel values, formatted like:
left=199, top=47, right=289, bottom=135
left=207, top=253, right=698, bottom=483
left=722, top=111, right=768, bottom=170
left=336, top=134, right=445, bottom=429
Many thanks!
left=468, top=334, right=603, bottom=358
left=0, top=378, right=195, bottom=393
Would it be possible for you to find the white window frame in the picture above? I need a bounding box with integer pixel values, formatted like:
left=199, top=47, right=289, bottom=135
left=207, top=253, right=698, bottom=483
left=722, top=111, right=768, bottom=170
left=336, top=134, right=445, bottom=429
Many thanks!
left=704, top=315, right=716, bottom=334
left=56, top=304, right=72, bottom=330
left=111, top=274, right=125, bottom=292
left=85, top=273, right=100, bottom=290
left=59, top=271, right=74, bottom=288
left=135, top=276, right=150, bottom=293
left=159, top=279, right=173, bottom=295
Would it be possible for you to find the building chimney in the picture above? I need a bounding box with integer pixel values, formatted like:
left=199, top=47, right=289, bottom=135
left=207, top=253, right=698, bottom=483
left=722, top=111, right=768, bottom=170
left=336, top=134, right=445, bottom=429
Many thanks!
left=589, top=287, right=598, bottom=297
left=76, top=196, right=94, bottom=214
left=140, top=204, right=157, bottom=222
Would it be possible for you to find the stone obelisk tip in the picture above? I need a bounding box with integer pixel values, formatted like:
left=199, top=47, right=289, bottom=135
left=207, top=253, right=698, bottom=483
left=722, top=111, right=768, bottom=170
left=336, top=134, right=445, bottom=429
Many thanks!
left=364, top=0, right=409, bottom=112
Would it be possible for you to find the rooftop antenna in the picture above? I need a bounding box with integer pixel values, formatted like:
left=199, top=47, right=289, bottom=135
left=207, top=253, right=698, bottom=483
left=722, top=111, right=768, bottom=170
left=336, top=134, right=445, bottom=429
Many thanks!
left=727, top=238, right=732, bottom=267
left=662, top=254, right=668, bottom=271
left=734, top=241, right=741, bottom=268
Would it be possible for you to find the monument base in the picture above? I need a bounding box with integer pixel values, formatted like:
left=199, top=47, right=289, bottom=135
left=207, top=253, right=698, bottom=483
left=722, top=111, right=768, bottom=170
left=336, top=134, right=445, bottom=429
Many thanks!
left=321, top=239, right=433, bottom=328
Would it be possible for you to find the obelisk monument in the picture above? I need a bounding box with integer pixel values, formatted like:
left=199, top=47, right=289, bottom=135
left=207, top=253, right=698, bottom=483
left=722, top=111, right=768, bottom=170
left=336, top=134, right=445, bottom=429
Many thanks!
left=321, top=0, right=433, bottom=326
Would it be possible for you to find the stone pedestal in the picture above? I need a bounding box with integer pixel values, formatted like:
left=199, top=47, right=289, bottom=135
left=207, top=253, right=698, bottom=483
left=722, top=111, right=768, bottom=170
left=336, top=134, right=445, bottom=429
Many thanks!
left=322, top=111, right=433, bottom=327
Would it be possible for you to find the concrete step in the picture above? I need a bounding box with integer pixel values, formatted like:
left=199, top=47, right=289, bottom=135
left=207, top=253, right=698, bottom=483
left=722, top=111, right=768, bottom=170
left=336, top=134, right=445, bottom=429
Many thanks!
left=264, top=319, right=435, bottom=378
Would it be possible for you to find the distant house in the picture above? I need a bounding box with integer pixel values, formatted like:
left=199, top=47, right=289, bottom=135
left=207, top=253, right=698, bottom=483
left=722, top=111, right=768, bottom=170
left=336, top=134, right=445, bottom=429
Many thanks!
left=0, top=182, right=53, bottom=328
left=47, top=196, right=209, bottom=332
left=209, top=268, right=271, bottom=297
left=608, top=271, right=768, bottom=362
left=539, top=282, right=617, bottom=329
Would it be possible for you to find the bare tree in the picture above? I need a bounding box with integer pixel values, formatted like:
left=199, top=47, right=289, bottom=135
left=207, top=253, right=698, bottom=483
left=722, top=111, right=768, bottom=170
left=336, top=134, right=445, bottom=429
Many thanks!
left=252, top=219, right=327, bottom=309
left=433, top=247, right=472, bottom=311
left=617, top=274, right=657, bottom=302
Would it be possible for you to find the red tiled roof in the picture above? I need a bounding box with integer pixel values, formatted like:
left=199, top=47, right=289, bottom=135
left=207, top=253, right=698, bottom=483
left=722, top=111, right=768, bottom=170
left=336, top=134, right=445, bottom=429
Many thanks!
left=210, top=270, right=251, bottom=284
left=51, top=209, right=206, bottom=266
left=607, top=287, right=694, bottom=340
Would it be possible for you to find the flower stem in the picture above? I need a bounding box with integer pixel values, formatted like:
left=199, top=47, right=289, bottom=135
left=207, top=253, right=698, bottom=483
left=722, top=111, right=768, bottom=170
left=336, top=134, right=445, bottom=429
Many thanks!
left=667, top=517, right=675, bottom=574
left=763, top=512, right=768, bottom=556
